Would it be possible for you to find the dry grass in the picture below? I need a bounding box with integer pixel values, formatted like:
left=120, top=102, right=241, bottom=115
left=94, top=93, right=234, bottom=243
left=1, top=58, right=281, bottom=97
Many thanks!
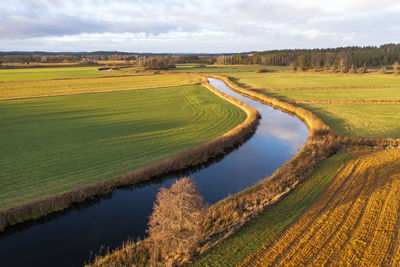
left=241, top=149, right=400, bottom=266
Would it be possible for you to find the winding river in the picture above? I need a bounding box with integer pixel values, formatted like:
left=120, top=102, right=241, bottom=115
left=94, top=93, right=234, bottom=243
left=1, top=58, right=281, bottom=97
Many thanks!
left=0, top=78, right=308, bottom=267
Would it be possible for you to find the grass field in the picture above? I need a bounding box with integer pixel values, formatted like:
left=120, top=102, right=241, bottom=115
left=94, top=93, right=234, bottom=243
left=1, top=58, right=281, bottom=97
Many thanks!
left=0, top=67, right=138, bottom=82
left=243, top=149, right=400, bottom=266
left=191, top=153, right=353, bottom=266
left=219, top=70, right=400, bottom=138
left=262, top=87, right=400, bottom=102
left=0, top=73, right=201, bottom=100
left=0, top=85, right=246, bottom=209
left=228, top=72, right=400, bottom=89
left=298, top=104, right=400, bottom=138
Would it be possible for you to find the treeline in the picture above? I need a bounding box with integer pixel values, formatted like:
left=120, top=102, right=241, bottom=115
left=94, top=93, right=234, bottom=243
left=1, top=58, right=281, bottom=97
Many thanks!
left=214, top=43, right=400, bottom=69
left=3, top=43, right=400, bottom=70
left=0, top=54, right=137, bottom=64
left=136, top=55, right=214, bottom=70
left=0, top=53, right=209, bottom=67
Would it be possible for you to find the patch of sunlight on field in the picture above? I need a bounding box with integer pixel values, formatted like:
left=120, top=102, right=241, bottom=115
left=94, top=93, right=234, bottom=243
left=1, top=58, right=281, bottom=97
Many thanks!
left=0, top=85, right=246, bottom=209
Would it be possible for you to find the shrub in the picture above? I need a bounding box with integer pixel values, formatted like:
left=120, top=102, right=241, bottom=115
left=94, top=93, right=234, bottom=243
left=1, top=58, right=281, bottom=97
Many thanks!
left=148, top=177, right=207, bottom=265
left=256, top=68, right=273, bottom=73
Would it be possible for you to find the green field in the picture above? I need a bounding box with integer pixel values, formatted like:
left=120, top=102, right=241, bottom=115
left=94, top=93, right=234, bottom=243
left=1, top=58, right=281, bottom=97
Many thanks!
left=0, top=73, right=201, bottom=100
left=0, top=67, right=138, bottom=82
left=300, top=104, right=400, bottom=138
left=228, top=72, right=400, bottom=89
left=0, top=85, right=246, bottom=209
left=261, top=87, right=400, bottom=101
left=219, top=69, right=400, bottom=138
left=192, top=153, right=353, bottom=267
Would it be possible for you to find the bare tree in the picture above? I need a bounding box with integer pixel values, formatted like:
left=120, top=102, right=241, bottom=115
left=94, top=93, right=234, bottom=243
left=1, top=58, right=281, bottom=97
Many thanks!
left=148, top=177, right=207, bottom=265
left=339, top=57, right=348, bottom=73
left=349, top=63, right=356, bottom=74
left=393, top=61, right=399, bottom=73
left=380, top=65, right=387, bottom=74
left=289, top=61, right=297, bottom=71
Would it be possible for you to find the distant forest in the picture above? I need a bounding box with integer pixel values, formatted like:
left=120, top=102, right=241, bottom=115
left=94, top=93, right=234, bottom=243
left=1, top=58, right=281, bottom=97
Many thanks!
left=1, top=43, right=399, bottom=70
left=215, top=43, right=400, bottom=70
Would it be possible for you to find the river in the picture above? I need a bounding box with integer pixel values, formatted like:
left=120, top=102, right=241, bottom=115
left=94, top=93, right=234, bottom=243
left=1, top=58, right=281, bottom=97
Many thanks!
left=0, top=78, right=308, bottom=267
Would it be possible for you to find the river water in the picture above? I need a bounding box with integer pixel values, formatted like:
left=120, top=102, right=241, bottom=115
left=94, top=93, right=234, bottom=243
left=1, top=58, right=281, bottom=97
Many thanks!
left=0, top=78, right=308, bottom=267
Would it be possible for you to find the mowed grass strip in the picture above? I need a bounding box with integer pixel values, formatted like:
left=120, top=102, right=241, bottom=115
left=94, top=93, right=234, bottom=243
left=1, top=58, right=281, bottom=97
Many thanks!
left=300, top=104, right=400, bottom=138
left=191, top=153, right=353, bottom=267
left=0, top=85, right=246, bottom=209
left=0, top=67, right=138, bottom=82
left=0, top=73, right=201, bottom=100
left=243, top=150, right=400, bottom=266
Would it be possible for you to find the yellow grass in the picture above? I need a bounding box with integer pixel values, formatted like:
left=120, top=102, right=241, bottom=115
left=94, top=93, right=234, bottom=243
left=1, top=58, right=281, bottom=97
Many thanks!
left=0, top=73, right=201, bottom=100
left=241, top=149, right=400, bottom=266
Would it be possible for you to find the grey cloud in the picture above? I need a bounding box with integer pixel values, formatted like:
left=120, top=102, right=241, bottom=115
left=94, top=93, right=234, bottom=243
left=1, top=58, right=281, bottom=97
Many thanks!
left=0, top=16, right=107, bottom=38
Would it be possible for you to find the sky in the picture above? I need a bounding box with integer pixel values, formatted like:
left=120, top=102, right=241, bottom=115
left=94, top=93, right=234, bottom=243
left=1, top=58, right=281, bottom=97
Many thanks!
left=0, top=0, right=399, bottom=53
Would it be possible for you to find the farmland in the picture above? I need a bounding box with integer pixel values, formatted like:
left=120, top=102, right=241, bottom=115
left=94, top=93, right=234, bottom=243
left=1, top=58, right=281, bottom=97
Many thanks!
left=207, top=69, right=400, bottom=138
left=0, top=67, right=136, bottom=82
left=300, top=104, right=400, bottom=138
left=242, top=149, right=400, bottom=266
left=228, top=72, right=400, bottom=89
left=0, top=73, right=201, bottom=100
left=0, top=81, right=246, bottom=210
left=181, top=65, right=400, bottom=266
left=2, top=63, right=399, bottom=266
left=191, top=153, right=353, bottom=266
left=261, top=87, right=400, bottom=102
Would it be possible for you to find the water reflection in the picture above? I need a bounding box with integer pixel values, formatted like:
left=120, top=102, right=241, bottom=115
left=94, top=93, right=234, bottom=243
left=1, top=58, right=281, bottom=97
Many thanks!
left=258, top=117, right=306, bottom=153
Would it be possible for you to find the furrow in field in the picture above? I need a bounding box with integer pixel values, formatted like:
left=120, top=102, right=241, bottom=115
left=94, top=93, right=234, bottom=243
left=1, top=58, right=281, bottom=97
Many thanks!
left=241, top=150, right=400, bottom=266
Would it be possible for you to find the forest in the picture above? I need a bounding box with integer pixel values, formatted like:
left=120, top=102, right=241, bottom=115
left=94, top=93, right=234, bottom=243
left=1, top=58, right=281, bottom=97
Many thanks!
left=214, top=43, right=400, bottom=70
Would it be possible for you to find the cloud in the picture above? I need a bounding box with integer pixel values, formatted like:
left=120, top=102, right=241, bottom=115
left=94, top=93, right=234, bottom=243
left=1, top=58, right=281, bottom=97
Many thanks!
left=0, top=0, right=399, bottom=51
